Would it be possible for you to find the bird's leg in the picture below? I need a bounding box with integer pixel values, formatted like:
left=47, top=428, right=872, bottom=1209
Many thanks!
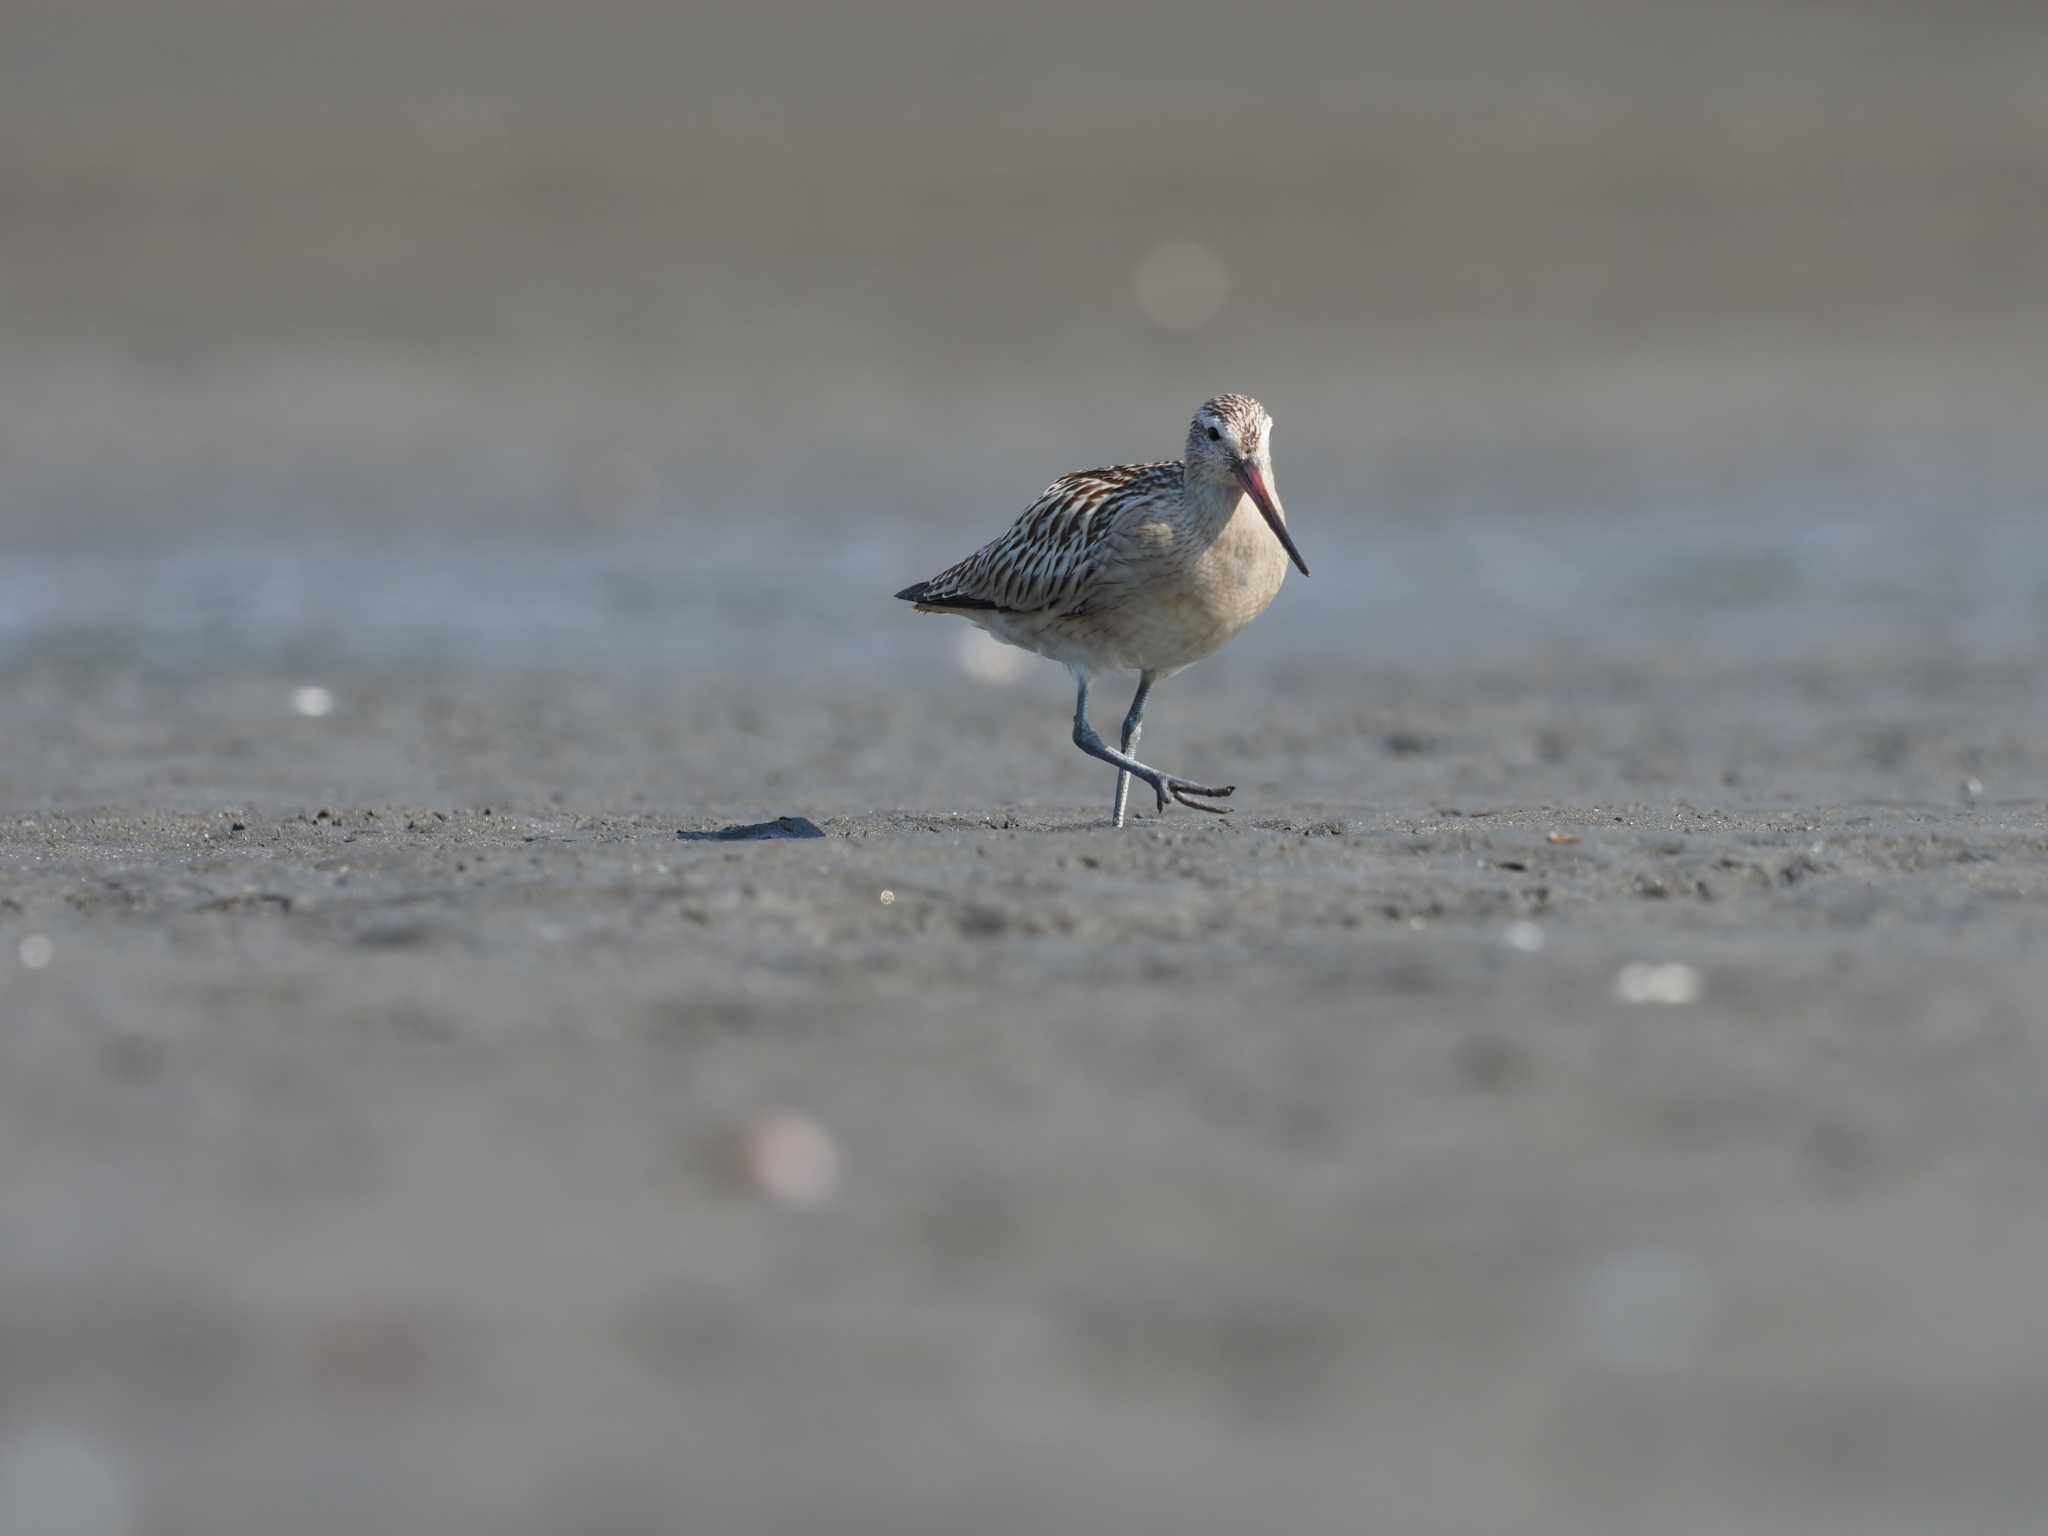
left=1110, top=672, right=1156, bottom=828
left=1072, top=674, right=1233, bottom=821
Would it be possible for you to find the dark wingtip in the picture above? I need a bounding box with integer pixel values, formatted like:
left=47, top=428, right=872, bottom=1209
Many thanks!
left=895, top=583, right=1011, bottom=613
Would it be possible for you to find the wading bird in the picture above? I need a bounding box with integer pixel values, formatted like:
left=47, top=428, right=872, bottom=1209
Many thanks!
left=896, top=394, right=1307, bottom=825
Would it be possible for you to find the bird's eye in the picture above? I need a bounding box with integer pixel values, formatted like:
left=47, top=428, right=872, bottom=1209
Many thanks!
left=1206, top=426, right=1221, bottom=442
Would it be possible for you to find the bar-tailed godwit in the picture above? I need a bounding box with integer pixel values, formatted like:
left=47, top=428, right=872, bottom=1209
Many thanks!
left=896, top=393, right=1308, bottom=826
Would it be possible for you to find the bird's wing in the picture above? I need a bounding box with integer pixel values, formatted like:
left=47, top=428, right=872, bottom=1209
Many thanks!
left=896, top=462, right=1181, bottom=615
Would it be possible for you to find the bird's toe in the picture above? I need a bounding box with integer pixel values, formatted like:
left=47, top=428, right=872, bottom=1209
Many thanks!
left=1163, top=778, right=1234, bottom=813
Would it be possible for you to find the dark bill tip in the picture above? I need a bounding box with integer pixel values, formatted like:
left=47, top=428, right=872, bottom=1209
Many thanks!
left=1233, top=461, right=1309, bottom=577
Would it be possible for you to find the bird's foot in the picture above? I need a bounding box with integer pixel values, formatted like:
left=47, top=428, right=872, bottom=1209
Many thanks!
left=1148, top=775, right=1235, bottom=815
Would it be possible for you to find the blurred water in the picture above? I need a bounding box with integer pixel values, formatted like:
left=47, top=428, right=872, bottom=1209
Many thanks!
left=11, top=412, right=2046, bottom=699
left=1, top=0, right=2044, bottom=685
left=6, top=495, right=2046, bottom=683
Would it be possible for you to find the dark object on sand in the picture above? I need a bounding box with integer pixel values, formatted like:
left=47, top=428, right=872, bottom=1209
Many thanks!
left=678, top=816, right=826, bottom=842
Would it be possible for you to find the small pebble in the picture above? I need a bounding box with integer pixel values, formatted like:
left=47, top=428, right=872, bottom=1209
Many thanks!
left=17, top=934, right=53, bottom=970
left=740, top=1111, right=843, bottom=1210
left=290, top=685, right=335, bottom=718
left=1613, top=962, right=1701, bottom=1006
left=1503, top=920, right=1546, bottom=953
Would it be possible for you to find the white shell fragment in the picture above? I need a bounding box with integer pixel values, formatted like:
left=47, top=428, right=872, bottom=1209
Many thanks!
left=1613, top=962, right=1702, bottom=1006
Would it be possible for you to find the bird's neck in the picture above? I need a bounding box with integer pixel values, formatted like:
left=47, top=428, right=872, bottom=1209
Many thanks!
left=1182, top=465, right=1247, bottom=531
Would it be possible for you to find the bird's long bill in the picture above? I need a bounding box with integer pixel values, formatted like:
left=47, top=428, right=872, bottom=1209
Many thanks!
left=1234, top=461, right=1310, bottom=576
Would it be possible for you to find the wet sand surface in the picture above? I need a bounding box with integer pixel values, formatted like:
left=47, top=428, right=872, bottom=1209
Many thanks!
left=8, top=655, right=2048, bottom=1534
left=6, top=2, right=2048, bottom=1530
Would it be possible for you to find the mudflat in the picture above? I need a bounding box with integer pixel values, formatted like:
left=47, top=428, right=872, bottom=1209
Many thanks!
left=6, top=1, right=2048, bottom=1528
left=6, top=651, right=2048, bottom=1534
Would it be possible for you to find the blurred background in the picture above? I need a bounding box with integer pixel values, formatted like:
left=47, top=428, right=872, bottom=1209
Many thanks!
left=6, top=0, right=2043, bottom=685
left=7, top=4, right=2048, bottom=1535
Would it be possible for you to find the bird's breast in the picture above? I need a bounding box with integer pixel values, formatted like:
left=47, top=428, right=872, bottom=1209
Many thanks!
left=1189, top=494, right=1291, bottom=625
left=1091, top=493, right=1289, bottom=669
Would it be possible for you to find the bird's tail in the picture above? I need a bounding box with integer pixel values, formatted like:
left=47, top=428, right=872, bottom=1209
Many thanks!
left=894, top=579, right=1007, bottom=612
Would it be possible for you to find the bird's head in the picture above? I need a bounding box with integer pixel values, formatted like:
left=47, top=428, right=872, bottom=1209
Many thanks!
left=1186, top=393, right=1307, bottom=576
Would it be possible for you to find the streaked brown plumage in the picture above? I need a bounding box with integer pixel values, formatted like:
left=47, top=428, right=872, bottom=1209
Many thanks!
left=896, top=394, right=1308, bottom=825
